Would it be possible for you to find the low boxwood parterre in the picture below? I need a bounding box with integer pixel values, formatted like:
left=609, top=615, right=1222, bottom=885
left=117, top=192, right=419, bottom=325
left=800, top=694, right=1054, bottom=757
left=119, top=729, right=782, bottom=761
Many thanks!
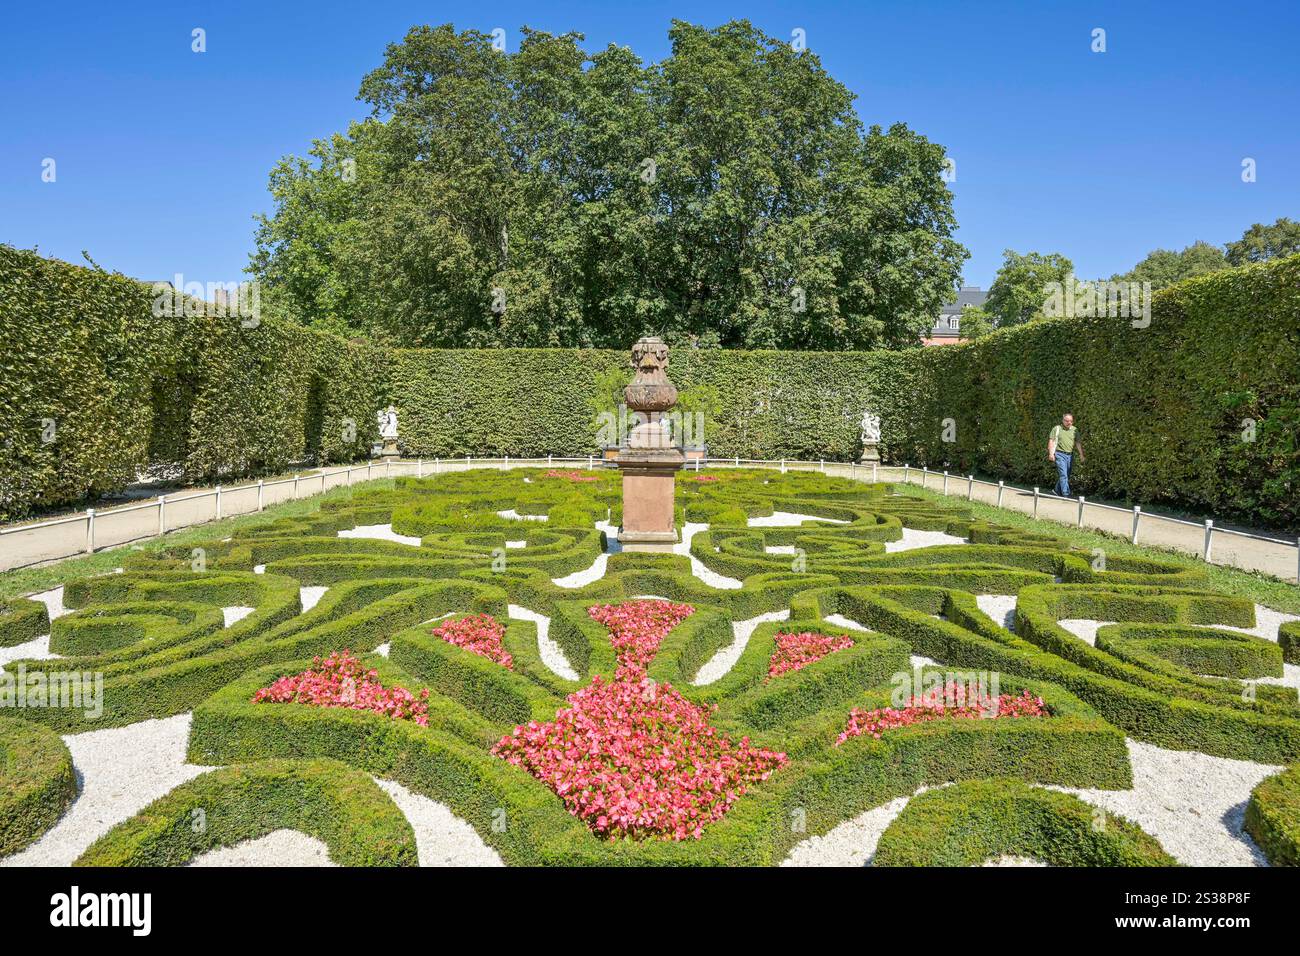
left=0, top=716, right=77, bottom=857
left=872, top=778, right=1177, bottom=867
left=1244, top=765, right=1300, bottom=867
left=14, top=467, right=1297, bottom=864
left=74, top=758, right=418, bottom=866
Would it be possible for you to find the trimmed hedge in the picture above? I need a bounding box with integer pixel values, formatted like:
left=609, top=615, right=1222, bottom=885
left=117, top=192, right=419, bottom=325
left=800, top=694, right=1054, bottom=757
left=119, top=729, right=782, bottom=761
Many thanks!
left=0, top=716, right=77, bottom=857
left=0, top=245, right=383, bottom=521
left=75, top=758, right=418, bottom=866
left=872, top=778, right=1176, bottom=867
left=7, top=247, right=1297, bottom=528
left=1244, top=765, right=1300, bottom=867
left=0, top=598, right=50, bottom=648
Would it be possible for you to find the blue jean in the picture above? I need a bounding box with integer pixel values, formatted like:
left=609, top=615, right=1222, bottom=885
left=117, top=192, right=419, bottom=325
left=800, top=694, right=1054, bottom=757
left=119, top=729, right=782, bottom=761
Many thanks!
left=1054, top=451, right=1073, bottom=497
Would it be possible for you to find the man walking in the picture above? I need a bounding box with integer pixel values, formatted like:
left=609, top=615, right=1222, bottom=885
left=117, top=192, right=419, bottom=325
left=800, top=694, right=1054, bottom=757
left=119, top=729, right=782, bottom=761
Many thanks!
left=1047, top=413, right=1084, bottom=497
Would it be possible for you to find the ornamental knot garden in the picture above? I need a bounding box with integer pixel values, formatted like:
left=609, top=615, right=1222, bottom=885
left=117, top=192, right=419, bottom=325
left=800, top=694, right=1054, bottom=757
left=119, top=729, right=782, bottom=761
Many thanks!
left=3, top=447, right=1300, bottom=864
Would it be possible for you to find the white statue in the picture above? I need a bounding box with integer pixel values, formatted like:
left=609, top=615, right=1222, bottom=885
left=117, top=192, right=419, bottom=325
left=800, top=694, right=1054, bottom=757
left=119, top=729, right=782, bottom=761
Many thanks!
left=378, top=406, right=399, bottom=440
left=860, top=409, right=881, bottom=446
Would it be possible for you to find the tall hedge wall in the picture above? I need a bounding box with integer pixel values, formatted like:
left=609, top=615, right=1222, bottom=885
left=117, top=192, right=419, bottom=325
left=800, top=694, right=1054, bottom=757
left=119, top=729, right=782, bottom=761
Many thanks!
left=0, top=246, right=384, bottom=522
left=390, top=255, right=1300, bottom=530
left=3, top=246, right=1297, bottom=530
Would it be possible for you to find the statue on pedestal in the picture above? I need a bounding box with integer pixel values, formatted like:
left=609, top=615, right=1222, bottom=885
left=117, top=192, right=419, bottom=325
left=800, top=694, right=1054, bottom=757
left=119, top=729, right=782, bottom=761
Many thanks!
left=617, top=337, right=685, bottom=548
left=859, top=408, right=881, bottom=464
left=377, top=405, right=400, bottom=459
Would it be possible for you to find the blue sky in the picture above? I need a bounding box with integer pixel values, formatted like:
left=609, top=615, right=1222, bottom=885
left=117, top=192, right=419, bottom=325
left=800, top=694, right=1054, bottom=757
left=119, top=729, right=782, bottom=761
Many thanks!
left=2, top=0, right=1297, bottom=290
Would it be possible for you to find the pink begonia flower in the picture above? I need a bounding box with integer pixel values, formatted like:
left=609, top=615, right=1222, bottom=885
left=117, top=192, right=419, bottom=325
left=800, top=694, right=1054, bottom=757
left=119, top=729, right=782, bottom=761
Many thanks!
left=253, top=650, right=431, bottom=726
left=431, top=613, right=513, bottom=669
left=542, top=470, right=598, bottom=482
left=836, top=681, right=1047, bottom=746
left=766, top=630, right=855, bottom=680
left=493, top=600, right=787, bottom=841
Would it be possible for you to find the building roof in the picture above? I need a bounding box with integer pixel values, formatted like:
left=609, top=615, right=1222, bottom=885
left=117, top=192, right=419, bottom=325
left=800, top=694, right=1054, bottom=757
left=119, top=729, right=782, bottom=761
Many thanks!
left=926, top=286, right=987, bottom=342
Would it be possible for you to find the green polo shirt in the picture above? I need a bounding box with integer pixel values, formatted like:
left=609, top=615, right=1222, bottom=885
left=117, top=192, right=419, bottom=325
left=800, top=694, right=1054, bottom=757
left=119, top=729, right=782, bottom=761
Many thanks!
left=1051, top=425, right=1077, bottom=454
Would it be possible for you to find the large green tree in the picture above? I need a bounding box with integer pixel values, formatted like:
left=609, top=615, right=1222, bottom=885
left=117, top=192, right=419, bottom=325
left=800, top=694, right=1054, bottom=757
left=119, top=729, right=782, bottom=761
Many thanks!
left=250, top=21, right=967, bottom=349
left=1225, top=217, right=1300, bottom=266
left=1110, top=240, right=1227, bottom=291
left=984, top=250, right=1074, bottom=327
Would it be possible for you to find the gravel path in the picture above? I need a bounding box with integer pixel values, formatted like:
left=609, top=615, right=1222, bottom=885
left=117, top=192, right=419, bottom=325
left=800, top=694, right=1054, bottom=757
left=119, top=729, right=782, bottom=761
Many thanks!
left=373, top=778, right=503, bottom=866
left=508, top=604, right=578, bottom=680
left=1053, top=739, right=1279, bottom=866
left=748, top=511, right=849, bottom=527
left=299, top=586, right=328, bottom=613
left=975, top=594, right=1018, bottom=632
left=676, top=522, right=742, bottom=589
left=885, top=529, right=968, bottom=553
left=693, top=610, right=790, bottom=685
left=1, top=714, right=211, bottom=867
left=189, top=829, right=336, bottom=867
left=338, top=523, right=422, bottom=547
left=222, top=606, right=255, bottom=627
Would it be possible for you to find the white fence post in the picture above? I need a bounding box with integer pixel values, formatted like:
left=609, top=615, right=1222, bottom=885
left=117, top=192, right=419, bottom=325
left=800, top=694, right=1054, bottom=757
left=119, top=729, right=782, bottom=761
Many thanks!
left=588, top=455, right=594, bottom=470
left=922, top=466, right=929, bottom=488
left=1077, top=496, right=1085, bottom=527
left=158, top=495, right=166, bottom=535
left=215, top=485, right=223, bottom=520
left=369, top=462, right=374, bottom=480
left=997, top=480, right=1004, bottom=508
left=1131, top=506, right=1142, bottom=544
left=1033, top=487, right=1040, bottom=518
left=1203, top=519, right=1214, bottom=562
left=294, top=474, right=301, bottom=499
left=903, top=464, right=909, bottom=484
left=85, top=509, right=95, bottom=553
left=417, top=458, right=422, bottom=478
left=386, top=460, right=391, bottom=478
left=780, top=458, right=786, bottom=474
left=820, top=459, right=825, bottom=473
left=548, top=454, right=553, bottom=466
left=942, top=470, right=949, bottom=494
left=258, top=480, right=265, bottom=510
left=504, top=455, right=509, bottom=470
left=968, top=475, right=974, bottom=500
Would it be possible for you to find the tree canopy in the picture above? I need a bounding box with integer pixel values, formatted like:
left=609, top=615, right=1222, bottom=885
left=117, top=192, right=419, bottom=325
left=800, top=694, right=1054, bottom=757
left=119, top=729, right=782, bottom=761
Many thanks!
left=249, top=21, right=967, bottom=350
left=983, top=249, right=1074, bottom=327
left=1110, top=240, right=1227, bottom=291
left=1225, top=217, right=1300, bottom=266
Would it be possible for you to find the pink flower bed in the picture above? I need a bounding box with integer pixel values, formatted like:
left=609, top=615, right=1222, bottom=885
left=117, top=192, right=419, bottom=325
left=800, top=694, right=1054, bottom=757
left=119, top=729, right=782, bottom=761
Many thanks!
left=586, top=599, right=695, bottom=674
left=767, top=630, right=854, bottom=680
left=542, top=469, right=598, bottom=482
left=253, top=650, right=430, bottom=726
left=689, top=474, right=719, bottom=482
left=492, top=599, right=787, bottom=841
left=431, top=613, right=513, bottom=669
left=835, top=681, right=1047, bottom=746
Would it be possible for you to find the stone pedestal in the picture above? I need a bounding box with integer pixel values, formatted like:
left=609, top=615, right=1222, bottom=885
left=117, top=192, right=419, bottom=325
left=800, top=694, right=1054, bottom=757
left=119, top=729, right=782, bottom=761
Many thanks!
left=380, top=438, right=400, bottom=461
left=617, top=445, right=684, bottom=549
left=858, top=443, right=880, bottom=465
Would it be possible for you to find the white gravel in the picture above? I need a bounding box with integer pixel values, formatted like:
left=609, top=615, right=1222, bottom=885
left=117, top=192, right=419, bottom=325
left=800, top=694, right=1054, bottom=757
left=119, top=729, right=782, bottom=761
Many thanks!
left=222, top=606, right=256, bottom=627
left=782, top=791, right=921, bottom=866
left=373, top=778, right=504, bottom=866
left=0, top=633, right=57, bottom=668
left=748, top=511, right=849, bottom=527
left=189, top=829, right=336, bottom=867
left=676, top=522, right=742, bottom=589
left=30, top=586, right=70, bottom=621
left=884, top=528, right=968, bottom=553
left=1, top=714, right=211, bottom=867
left=299, top=586, right=328, bottom=613
left=765, top=545, right=797, bottom=555
left=1054, top=738, right=1281, bottom=867
left=983, top=855, right=1049, bottom=867
left=497, top=510, right=547, bottom=522
left=508, top=604, right=578, bottom=680
left=338, top=523, right=422, bottom=547
left=975, top=594, right=1018, bottom=632
left=693, top=610, right=790, bottom=685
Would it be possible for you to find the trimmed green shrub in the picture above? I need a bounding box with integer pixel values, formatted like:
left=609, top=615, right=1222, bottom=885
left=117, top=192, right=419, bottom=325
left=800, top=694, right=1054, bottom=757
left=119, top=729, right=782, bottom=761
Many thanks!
left=75, top=758, right=418, bottom=866
left=1244, top=765, right=1300, bottom=867
left=0, top=716, right=77, bottom=857
left=872, top=778, right=1176, bottom=867
left=0, top=598, right=50, bottom=648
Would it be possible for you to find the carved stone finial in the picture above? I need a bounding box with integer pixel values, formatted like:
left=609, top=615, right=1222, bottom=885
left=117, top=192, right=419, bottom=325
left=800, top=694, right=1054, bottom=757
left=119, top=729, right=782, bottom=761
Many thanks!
left=624, top=336, right=677, bottom=413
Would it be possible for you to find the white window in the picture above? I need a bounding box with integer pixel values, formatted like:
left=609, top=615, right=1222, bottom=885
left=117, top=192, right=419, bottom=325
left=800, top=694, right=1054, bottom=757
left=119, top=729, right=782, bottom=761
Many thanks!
left=948, top=315, right=959, bottom=330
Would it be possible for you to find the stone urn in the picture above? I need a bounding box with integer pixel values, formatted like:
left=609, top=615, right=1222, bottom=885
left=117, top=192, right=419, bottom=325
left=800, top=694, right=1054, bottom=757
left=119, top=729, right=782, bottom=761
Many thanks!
left=623, top=337, right=678, bottom=449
